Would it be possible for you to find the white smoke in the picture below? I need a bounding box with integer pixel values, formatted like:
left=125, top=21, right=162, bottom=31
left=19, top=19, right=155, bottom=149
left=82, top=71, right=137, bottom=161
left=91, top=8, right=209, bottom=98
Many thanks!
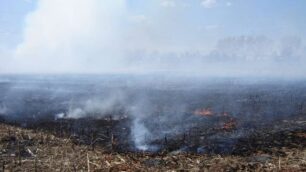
left=14, top=0, right=127, bottom=73
left=131, top=118, right=151, bottom=150
left=0, top=105, right=7, bottom=115
left=0, top=0, right=303, bottom=77
left=59, top=91, right=127, bottom=119
left=55, top=112, right=65, bottom=120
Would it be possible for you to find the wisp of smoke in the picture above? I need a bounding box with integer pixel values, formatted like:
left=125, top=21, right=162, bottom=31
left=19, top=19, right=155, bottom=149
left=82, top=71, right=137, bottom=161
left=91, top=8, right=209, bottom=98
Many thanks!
left=0, top=105, right=7, bottom=115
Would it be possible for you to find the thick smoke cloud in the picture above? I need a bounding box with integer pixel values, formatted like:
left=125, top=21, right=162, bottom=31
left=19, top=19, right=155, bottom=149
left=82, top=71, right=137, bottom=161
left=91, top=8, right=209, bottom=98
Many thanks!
left=1, top=0, right=302, bottom=77
left=14, top=0, right=127, bottom=73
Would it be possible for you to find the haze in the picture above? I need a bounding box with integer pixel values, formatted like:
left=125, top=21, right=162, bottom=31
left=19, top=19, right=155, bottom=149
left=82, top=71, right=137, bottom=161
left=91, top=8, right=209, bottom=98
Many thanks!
left=0, top=0, right=306, bottom=78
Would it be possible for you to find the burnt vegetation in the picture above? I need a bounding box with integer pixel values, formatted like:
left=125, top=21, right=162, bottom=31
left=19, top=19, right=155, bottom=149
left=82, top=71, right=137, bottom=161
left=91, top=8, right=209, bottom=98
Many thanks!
left=0, top=75, right=305, bottom=171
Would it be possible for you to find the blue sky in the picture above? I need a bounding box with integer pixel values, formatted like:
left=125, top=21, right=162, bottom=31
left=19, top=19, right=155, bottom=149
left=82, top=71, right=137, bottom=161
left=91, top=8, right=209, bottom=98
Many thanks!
left=0, top=0, right=35, bottom=48
left=1, top=0, right=305, bottom=49
left=0, top=0, right=305, bottom=75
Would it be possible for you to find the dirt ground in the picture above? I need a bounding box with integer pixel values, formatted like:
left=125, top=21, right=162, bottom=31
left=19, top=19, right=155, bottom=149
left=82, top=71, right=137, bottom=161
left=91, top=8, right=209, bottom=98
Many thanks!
left=0, top=122, right=305, bottom=172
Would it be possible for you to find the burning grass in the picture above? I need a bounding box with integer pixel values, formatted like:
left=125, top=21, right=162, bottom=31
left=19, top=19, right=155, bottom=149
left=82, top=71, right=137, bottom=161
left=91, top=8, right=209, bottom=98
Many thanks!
left=194, top=108, right=214, bottom=117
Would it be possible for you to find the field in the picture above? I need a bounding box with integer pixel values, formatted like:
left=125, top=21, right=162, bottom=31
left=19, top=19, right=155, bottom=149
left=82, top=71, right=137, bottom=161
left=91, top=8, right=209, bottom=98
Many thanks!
left=0, top=120, right=305, bottom=171
left=0, top=75, right=305, bottom=171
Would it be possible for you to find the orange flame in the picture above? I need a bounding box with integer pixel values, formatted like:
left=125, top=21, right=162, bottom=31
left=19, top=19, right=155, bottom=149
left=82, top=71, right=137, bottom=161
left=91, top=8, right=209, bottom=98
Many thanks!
left=222, top=118, right=236, bottom=130
left=194, top=108, right=214, bottom=117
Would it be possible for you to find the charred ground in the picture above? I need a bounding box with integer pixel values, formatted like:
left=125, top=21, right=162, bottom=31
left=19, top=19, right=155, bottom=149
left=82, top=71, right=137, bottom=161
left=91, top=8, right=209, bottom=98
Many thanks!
left=0, top=75, right=305, bottom=171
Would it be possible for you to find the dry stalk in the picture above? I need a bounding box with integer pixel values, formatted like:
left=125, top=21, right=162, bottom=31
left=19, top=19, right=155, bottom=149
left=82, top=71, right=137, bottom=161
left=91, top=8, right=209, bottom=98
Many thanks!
left=87, top=153, right=90, bottom=172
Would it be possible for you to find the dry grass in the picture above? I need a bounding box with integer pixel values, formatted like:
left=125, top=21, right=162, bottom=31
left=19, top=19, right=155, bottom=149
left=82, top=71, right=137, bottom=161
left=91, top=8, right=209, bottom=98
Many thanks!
left=0, top=123, right=305, bottom=172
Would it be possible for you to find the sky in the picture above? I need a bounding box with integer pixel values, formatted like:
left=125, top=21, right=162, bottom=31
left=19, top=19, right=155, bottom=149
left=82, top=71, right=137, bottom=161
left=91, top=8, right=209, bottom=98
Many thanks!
left=0, top=0, right=306, bottom=76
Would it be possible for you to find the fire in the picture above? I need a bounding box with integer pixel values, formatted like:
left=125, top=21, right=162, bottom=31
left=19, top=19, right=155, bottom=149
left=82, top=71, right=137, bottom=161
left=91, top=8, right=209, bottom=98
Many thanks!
left=194, top=108, right=214, bottom=117
left=193, top=108, right=237, bottom=131
left=222, top=118, right=236, bottom=130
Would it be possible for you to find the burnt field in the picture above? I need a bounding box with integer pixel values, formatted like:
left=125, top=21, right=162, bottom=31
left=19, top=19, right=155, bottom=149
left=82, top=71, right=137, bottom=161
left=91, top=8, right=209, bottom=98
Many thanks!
left=0, top=75, right=306, bottom=171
